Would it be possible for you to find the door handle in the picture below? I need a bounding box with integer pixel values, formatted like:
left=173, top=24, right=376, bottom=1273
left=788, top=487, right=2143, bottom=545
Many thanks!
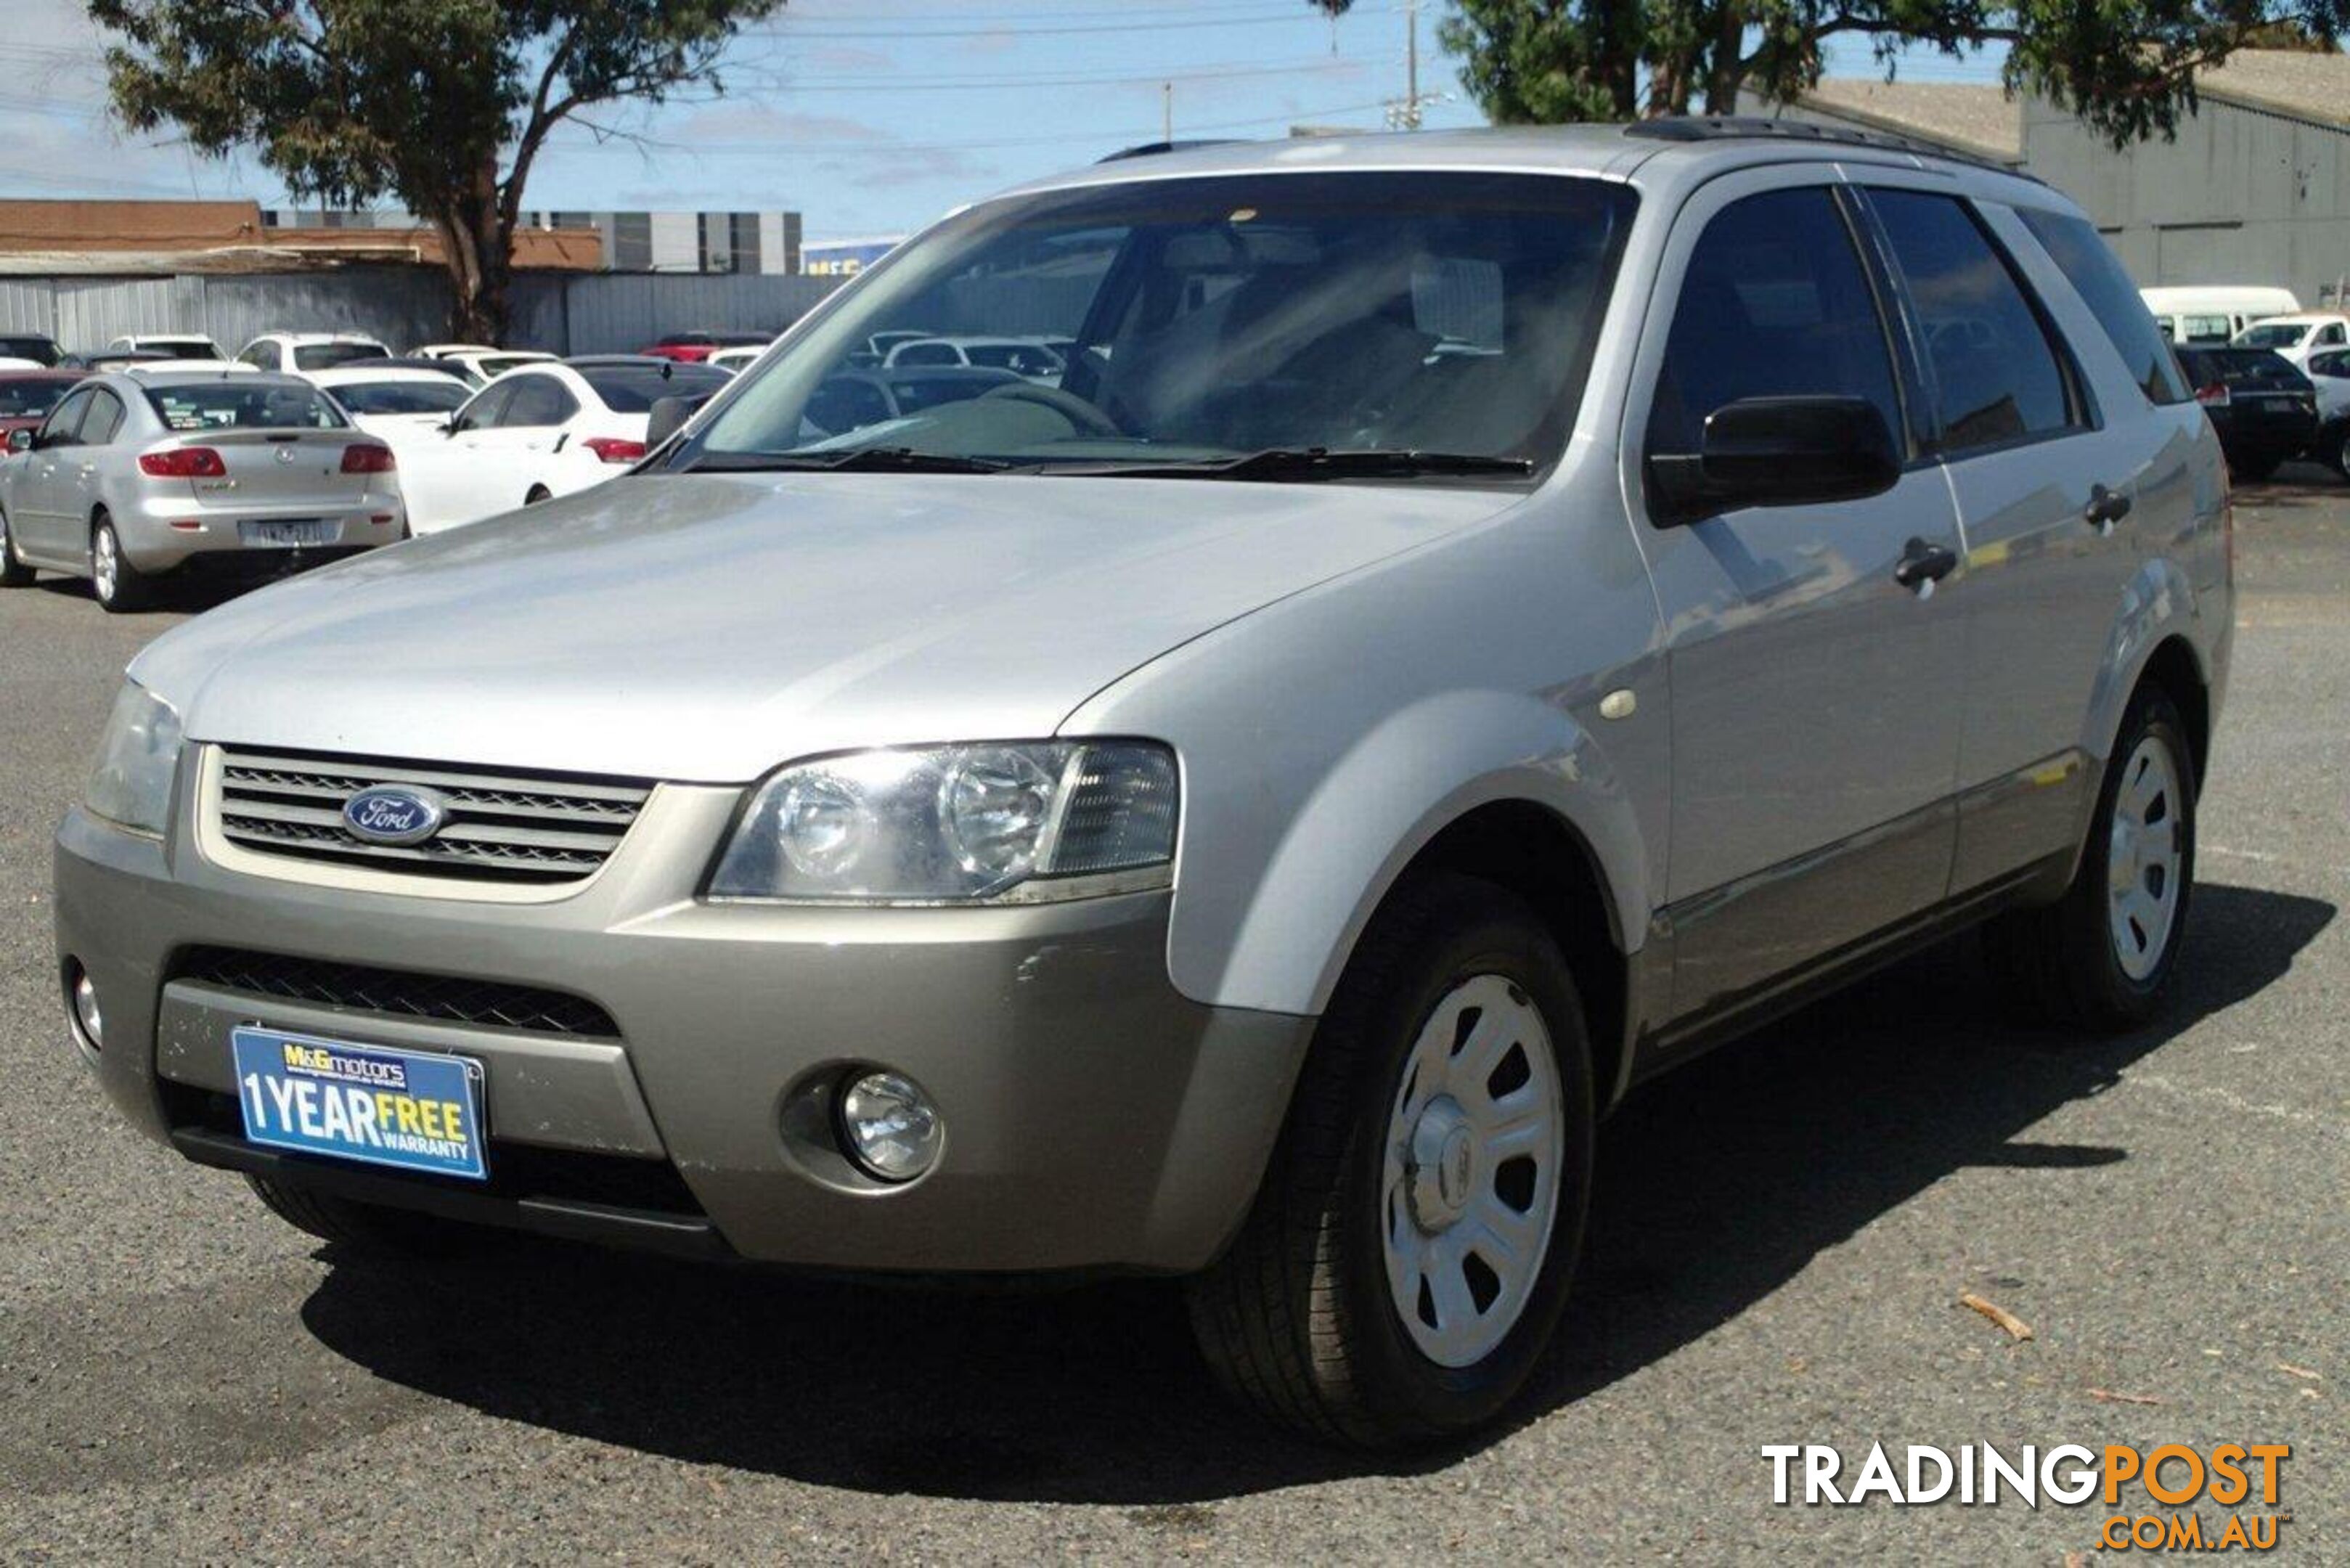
left=1893, top=537, right=1959, bottom=597
left=2084, top=484, right=2131, bottom=533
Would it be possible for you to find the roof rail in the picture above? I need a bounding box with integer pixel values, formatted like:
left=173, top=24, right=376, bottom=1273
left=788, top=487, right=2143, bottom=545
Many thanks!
left=1096, top=137, right=1247, bottom=163
left=1623, top=114, right=2035, bottom=181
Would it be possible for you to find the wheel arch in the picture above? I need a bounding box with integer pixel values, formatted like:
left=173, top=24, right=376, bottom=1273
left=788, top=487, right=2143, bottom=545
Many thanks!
left=2083, top=555, right=2217, bottom=791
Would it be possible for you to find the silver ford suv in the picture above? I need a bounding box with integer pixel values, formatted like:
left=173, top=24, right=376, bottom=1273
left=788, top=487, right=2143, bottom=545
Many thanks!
left=53, top=121, right=2231, bottom=1447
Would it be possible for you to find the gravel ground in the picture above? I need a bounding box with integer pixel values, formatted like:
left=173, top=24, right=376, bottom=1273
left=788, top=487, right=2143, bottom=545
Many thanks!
left=3, top=470, right=2345, bottom=1563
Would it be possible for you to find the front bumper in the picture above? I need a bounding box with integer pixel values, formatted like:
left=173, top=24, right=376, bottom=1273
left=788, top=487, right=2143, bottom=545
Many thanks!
left=54, top=783, right=1313, bottom=1275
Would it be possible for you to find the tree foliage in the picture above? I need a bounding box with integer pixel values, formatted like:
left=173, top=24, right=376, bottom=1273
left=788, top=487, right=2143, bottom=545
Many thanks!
left=1308, top=0, right=2345, bottom=147
left=94, top=0, right=787, bottom=340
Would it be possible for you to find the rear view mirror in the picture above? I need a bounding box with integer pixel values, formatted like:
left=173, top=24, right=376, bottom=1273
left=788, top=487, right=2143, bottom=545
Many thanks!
left=4, top=428, right=30, bottom=455
left=645, top=393, right=711, bottom=452
left=1648, top=396, right=1901, bottom=526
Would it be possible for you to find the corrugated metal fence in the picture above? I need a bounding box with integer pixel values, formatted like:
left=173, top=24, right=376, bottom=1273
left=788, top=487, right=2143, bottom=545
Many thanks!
left=0, top=268, right=841, bottom=354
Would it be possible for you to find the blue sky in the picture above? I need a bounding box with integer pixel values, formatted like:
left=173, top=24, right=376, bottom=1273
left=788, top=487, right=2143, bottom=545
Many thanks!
left=0, top=0, right=2008, bottom=242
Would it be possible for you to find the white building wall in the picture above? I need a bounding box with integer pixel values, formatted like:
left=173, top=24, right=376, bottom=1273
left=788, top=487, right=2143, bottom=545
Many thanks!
left=646, top=212, right=701, bottom=272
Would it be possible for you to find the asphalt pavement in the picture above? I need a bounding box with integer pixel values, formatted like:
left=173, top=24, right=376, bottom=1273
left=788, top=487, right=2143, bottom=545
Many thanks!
left=3, top=470, right=2346, bottom=1563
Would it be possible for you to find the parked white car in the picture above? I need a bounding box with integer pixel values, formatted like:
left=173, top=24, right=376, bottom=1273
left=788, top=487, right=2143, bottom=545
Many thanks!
left=409, top=343, right=560, bottom=386
left=881, top=335, right=1066, bottom=380
left=234, top=332, right=393, bottom=374
left=706, top=345, right=765, bottom=374
left=2141, top=285, right=2300, bottom=346
left=106, top=333, right=229, bottom=361
left=2232, top=312, right=2350, bottom=367
left=304, top=365, right=474, bottom=444
left=392, top=356, right=732, bottom=533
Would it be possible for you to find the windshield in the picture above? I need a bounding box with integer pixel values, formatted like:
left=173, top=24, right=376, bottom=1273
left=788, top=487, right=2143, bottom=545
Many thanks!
left=144, top=382, right=348, bottom=430
left=293, top=340, right=389, bottom=371
left=0, top=377, right=71, bottom=418
left=686, top=171, right=1636, bottom=478
left=150, top=340, right=224, bottom=360
left=331, top=380, right=470, bottom=416
left=2236, top=322, right=2310, bottom=349
left=476, top=354, right=548, bottom=377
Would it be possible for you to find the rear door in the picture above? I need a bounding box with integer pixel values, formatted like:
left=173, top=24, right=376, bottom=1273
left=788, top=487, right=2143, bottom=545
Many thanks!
left=1628, top=172, right=1967, bottom=1025
left=1856, top=187, right=2186, bottom=891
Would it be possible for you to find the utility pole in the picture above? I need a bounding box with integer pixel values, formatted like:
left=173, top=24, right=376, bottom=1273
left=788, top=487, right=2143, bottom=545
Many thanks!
left=1162, top=81, right=1172, bottom=144
left=1383, top=0, right=1447, bottom=131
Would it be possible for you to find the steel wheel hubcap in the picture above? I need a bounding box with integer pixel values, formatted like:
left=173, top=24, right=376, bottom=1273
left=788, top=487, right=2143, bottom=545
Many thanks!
left=2108, top=735, right=2184, bottom=981
left=1381, top=973, right=1564, bottom=1369
left=93, top=530, right=116, bottom=599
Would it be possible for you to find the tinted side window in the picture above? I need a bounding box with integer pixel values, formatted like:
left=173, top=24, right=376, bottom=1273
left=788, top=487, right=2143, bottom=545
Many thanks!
left=1646, top=187, right=1903, bottom=462
left=2310, top=351, right=2350, bottom=379
left=894, top=341, right=962, bottom=367
left=1872, top=191, right=2078, bottom=454
left=80, top=391, right=125, bottom=444
left=2016, top=208, right=2190, bottom=407
left=41, top=388, right=94, bottom=446
left=457, top=382, right=513, bottom=431
left=498, top=377, right=572, bottom=428
left=2320, top=322, right=2348, bottom=347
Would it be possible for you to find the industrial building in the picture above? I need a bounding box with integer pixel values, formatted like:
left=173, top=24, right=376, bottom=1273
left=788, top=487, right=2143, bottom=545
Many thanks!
left=1747, top=49, right=2350, bottom=309
left=267, top=206, right=804, bottom=275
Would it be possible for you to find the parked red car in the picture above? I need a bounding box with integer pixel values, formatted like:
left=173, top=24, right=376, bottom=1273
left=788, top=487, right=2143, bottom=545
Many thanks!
left=635, top=330, right=771, bottom=363
left=0, top=368, right=83, bottom=445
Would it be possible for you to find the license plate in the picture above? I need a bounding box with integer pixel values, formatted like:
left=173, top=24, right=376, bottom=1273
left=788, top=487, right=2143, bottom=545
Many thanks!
left=232, top=1026, right=488, bottom=1180
left=238, top=519, right=334, bottom=548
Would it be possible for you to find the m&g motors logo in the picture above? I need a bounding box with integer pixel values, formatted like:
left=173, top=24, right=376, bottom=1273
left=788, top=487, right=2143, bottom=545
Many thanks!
left=1764, top=1442, right=2291, bottom=1553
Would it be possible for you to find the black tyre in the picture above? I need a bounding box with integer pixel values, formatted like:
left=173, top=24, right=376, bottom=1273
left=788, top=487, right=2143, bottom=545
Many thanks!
left=1186, top=873, right=1595, bottom=1447
left=524, top=485, right=552, bottom=505
left=245, top=1175, right=486, bottom=1256
left=90, top=515, right=155, bottom=613
left=0, top=506, right=31, bottom=587
left=1984, top=685, right=2197, bottom=1031
left=2330, top=424, right=2350, bottom=479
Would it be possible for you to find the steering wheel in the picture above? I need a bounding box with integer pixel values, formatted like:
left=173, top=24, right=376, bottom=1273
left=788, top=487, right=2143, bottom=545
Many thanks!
left=977, top=381, right=1124, bottom=438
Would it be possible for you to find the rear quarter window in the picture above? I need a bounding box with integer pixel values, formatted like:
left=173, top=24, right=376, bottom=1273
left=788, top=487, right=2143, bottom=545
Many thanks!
left=2015, top=209, right=2190, bottom=407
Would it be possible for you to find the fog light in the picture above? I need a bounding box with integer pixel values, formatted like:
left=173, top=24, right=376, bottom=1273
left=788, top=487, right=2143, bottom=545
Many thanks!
left=70, top=968, right=102, bottom=1050
left=838, top=1069, right=941, bottom=1182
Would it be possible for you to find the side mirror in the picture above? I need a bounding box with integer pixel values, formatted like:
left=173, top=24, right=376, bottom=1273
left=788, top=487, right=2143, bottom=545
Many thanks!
left=5, top=428, right=30, bottom=455
left=645, top=393, right=711, bottom=452
left=1647, top=395, right=1901, bottom=526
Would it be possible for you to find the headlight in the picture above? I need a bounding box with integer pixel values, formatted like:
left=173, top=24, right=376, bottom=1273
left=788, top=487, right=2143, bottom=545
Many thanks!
left=84, top=680, right=182, bottom=836
left=709, top=740, right=1177, bottom=903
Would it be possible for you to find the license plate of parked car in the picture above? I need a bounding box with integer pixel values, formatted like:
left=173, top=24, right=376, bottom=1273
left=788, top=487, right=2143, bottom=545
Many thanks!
left=238, top=519, right=333, bottom=548
left=232, top=1026, right=487, bottom=1180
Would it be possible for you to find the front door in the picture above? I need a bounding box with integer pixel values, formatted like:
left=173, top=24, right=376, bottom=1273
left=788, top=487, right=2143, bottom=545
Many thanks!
left=9, top=385, right=96, bottom=561
left=1623, top=173, right=1967, bottom=1028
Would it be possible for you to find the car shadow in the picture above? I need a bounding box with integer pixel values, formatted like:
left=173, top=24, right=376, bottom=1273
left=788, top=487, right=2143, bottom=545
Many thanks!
left=296, top=881, right=2333, bottom=1503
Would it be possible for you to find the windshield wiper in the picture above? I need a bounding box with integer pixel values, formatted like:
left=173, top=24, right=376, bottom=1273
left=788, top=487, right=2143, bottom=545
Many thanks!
left=684, top=446, right=1010, bottom=475
left=1032, top=447, right=1537, bottom=482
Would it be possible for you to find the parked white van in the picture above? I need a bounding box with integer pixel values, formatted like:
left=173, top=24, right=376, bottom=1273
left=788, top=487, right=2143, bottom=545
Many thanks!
left=2141, top=285, right=2301, bottom=346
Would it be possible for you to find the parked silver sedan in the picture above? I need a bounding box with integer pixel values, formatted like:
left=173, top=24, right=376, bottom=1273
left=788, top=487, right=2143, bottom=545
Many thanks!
left=0, top=369, right=403, bottom=611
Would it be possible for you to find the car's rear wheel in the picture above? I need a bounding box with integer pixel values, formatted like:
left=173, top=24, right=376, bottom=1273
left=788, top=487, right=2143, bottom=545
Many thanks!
left=0, top=507, right=32, bottom=587
left=244, top=1175, right=486, bottom=1256
left=524, top=485, right=551, bottom=505
left=1186, top=873, right=1594, bottom=1446
left=89, top=515, right=154, bottom=613
left=1984, top=684, right=2197, bottom=1031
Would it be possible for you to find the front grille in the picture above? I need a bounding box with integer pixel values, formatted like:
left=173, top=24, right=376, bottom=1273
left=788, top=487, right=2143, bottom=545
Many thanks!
left=213, top=746, right=652, bottom=885
left=174, top=946, right=619, bottom=1037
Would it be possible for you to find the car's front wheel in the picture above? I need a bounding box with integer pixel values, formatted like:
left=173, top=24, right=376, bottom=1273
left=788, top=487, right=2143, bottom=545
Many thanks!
left=1985, top=683, right=2197, bottom=1030
left=1186, top=873, right=1593, bottom=1446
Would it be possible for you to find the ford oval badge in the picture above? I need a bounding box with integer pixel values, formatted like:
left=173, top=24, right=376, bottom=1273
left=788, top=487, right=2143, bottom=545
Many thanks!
left=343, top=784, right=447, bottom=846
